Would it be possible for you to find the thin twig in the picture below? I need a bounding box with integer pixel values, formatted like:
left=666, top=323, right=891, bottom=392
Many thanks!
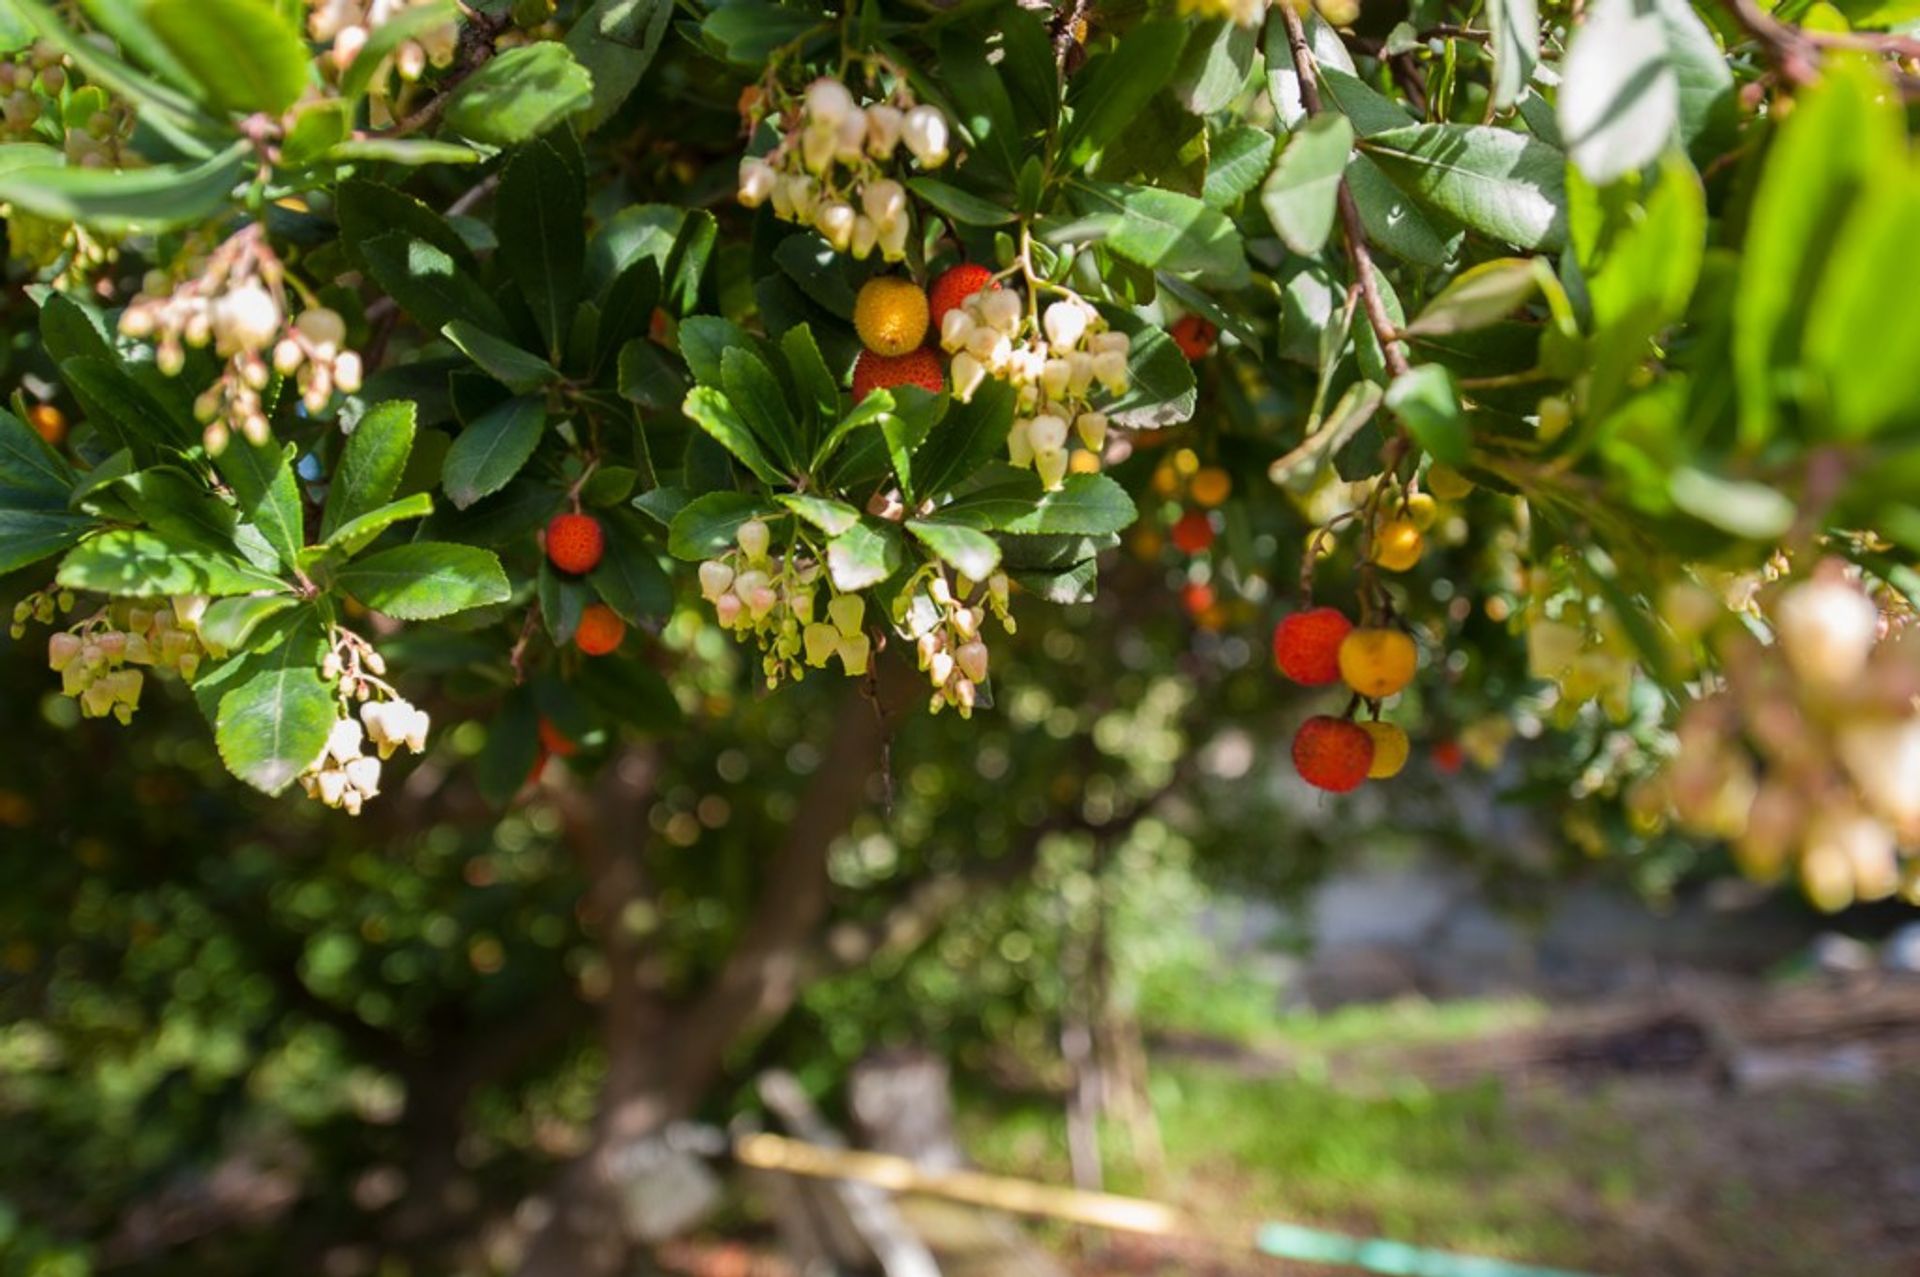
left=1717, top=0, right=1920, bottom=95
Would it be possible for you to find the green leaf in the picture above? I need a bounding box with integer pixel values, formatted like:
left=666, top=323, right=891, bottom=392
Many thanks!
left=1073, top=181, right=1248, bottom=283
left=937, top=25, right=1023, bottom=181
left=146, top=0, right=309, bottom=115
left=814, top=389, right=895, bottom=468
left=1012, top=558, right=1098, bottom=605
left=1171, top=18, right=1255, bottom=115
left=676, top=315, right=755, bottom=389
left=1487, top=0, right=1540, bottom=112
left=442, top=320, right=560, bottom=393
left=442, top=395, right=547, bottom=510
left=1735, top=61, right=1903, bottom=444
left=321, top=401, right=417, bottom=541
left=1102, top=311, right=1197, bottom=430
left=564, top=0, right=673, bottom=131
left=662, top=209, right=716, bottom=315
left=1261, top=112, right=1354, bottom=256
left=0, top=504, right=91, bottom=575
left=617, top=337, right=687, bottom=412
left=1203, top=125, right=1276, bottom=209
left=878, top=386, right=946, bottom=504
left=778, top=493, right=861, bottom=537
left=721, top=346, right=800, bottom=471
left=0, top=405, right=74, bottom=498
left=57, top=529, right=290, bottom=596
left=913, top=379, right=1017, bottom=497
left=443, top=43, right=593, bottom=145
left=1669, top=467, right=1796, bottom=539
left=1360, top=125, right=1568, bottom=252
left=1584, top=153, right=1705, bottom=420
left=0, top=141, right=246, bottom=232
left=826, top=518, right=905, bottom=591
left=1345, top=154, right=1461, bottom=267
left=539, top=559, right=587, bottom=643
left=319, top=492, right=435, bottom=559
left=683, top=386, right=787, bottom=485
left=73, top=0, right=202, bottom=97
left=907, top=518, right=1001, bottom=580
left=58, top=355, right=194, bottom=457
left=1557, top=0, right=1679, bottom=185
left=1405, top=258, right=1543, bottom=337
left=279, top=100, right=351, bottom=166
left=666, top=491, right=781, bottom=560
left=1803, top=169, right=1920, bottom=438
left=588, top=510, right=673, bottom=622
left=340, top=0, right=457, bottom=99
left=905, top=176, right=1016, bottom=226
left=337, top=178, right=475, bottom=270
left=1385, top=364, right=1469, bottom=464
left=335, top=542, right=512, bottom=619
left=1061, top=19, right=1191, bottom=161
left=701, top=0, right=819, bottom=65
left=780, top=324, right=841, bottom=444
left=361, top=234, right=508, bottom=335
left=596, top=257, right=662, bottom=371
left=107, top=466, right=253, bottom=560
left=213, top=437, right=305, bottom=569
left=498, top=137, right=586, bottom=359
left=994, top=473, right=1136, bottom=536
left=327, top=138, right=484, bottom=166
left=213, top=619, right=334, bottom=796
left=196, top=594, right=297, bottom=656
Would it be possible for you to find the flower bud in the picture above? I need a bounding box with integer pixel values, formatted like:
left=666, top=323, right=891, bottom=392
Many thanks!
left=877, top=215, right=909, bottom=263
left=834, top=108, right=868, bottom=163
left=803, top=622, right=839, bottom=668
left=273, top=338, right=304, bottom=376
left=296, top=307, right=347, bottom=351
left=738, top=156, right=777, bottom=207
left=1074, top=411, right=1108, bottom=452
left=1035, top=446, right=1069, bottom=491
left=737, top=518, right=770, bottom=561
left=333, top=350, right=363, bottom=394
left=699, top=560, right=735, bottom=600
left=850, top=214, right=878, bottom=260
left=48, top=632, right=79, bottom=671
left=838, top=632, right=871, bottom=675
left=1092, top=349, right=1130, bottom=396
left=956, top=639, right=988, bottom=683
left=801, top=124, right=837, bottom=176
left=950, top=352, right=986, bottom=402
left=865, top=103, right=903, bottom=156
left=715, top=593, right=743, bottom=627
left=929, top=649, right=955, bottom=686
left=211, top=282, right=281, bottom=356
left=1007, top=418, right=1035, bottom=468
left=747, top=584, right=779, bottom=619
left=815, top=199, right=856, bottom=252
left=805, top=78, right=855, bottom=129
left=901, top=105, right=949, bottom=167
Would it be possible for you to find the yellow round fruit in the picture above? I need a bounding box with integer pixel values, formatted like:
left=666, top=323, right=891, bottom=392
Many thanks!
left=1358, top=721, right=1410, bottom=778
left=1339, top=628, right=1417, bottom=699
left=1403, top=492, right=1437, bottom=531
left=1425, top=463, right=1474, bottom=501
left=1172, top=446, right=1200, bottom=477
left=1151, top=463, right=1179, bottom=497
left=1190, top=466, right=1232, bottom=508
left=853, top=276, right=930, bottom=356
left=1371, top=519, right=1424, bottom=572
left=1068, top=449, right=1102, bottom=475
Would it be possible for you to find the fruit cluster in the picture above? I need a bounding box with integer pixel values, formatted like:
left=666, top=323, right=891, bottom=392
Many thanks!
left=696, top=518, right=868, bottom=687
left=1273, top=606, right=1420, bottom=792
left=0, top=41, right=66, bottom=140
left=897, top=567, right=1012, bottom=718
left=308, top=0, right=459, bottom=124
left=39, top=595, right=211, bottom=725
left=1649, top=563, right=1920, bottom=909
left=737, top=75, right=948, bottom=262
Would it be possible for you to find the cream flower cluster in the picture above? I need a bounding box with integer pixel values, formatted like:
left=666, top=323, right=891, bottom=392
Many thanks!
left=697, top=518, right=870, bottom=688
left=301, top=627, right=430, bottom=815
left=308, top=0, right=458, bottom=124
left=901, top=569, right=1013, bottom=718
left=1653, top=563, right=1920, bottom=910
left=940, top=292, right=1130, bottom=490
left=736, top=76, right=949, bottom=262
left=120, top=235, right=360, bottom=454
left=44, top=596, right=210, bottom=725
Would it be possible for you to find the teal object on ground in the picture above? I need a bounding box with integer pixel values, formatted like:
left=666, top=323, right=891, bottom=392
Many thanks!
left=1255, top=1222, right=1604, bottom=1277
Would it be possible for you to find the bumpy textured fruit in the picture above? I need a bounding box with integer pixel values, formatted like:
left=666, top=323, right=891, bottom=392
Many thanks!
left=1339, top=627, right=1418, bottom=699
left=1170, top=314, right=1217, bottom=361
left=1372, top=519, right=1424, bottom=572
left=538, top=717, right=579, bottom=758
left=929, top=263, right=996, bottom=329
left=852, top=346, right=944, bottom=402
left=1170, top=510, right=1214, bottom=554
left=26, top=404, right=65, bottom=446
left=545, top=513, right=605, bottom=575
left=1359, top=721, right=1410, bottom=778
left=1273, top=608, right=1353, bottom=686
left=575, top=603, right=626, bottom=656
left=1293, top=716, right=1374, bottom=793
left=1189, top=466, right=1232, bottom=508
left=854, top=275, right=930, bottom=356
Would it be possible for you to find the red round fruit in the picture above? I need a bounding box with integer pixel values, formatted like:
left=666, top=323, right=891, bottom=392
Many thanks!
left=1293, top=716, right=1375, bottom=793
left=1170, top=510, right=1214, bottom=555
left=1431, top=739, right=1465, bottom=774
left=852, top=346, right=944, bottom=403
left=538, top=717, right=579, bottom=757
left=929, top=262, right=997, bottom=330
left=1182, top=581, right=1215, bottom=616
left=1170, top=314, right=1217, bottom=361
left=1273, top=607, right=1354, bottom=686
left=545, top=512, right=605, bottom=575
left=574, top=603, right=626, bottom=656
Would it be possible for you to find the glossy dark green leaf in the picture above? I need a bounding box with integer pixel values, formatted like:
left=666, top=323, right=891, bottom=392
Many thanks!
left=1361, top=125, right=1568, bottom=252
left=1385, top=364, right=1469, bottom=464
left=443, top=321, right=560, bottom=393
left=1261, top=112, right=1353, bottom=256
left=213, top=437, right=306, bottom=568
left=498, top=138, right=586, bottom=359
left=321, top=401, right=418, bottom=540
left=666, top=491, right=781, bottom=560
left=564, top=0, right=674, bottom=131
left=1061, top=19, right=1192, bottom=161
left=335, top=542, right=512, bottom=619
left=146, top=0, right=310, bottom=115
left=212, top=616, right=334, bottom=796
left=826, top=517, right=905, bottom=591
left=57, top=529, right=290, bottom=596
left=683, top=386, right=786, bottom=485
left=443, top=43, right=593, bottom=145
left=588, top=510, right=673, bottom=622
left=907, top=518, right=1001, bottom=580
left=0, top=141, right=245, bottom=232
left=993, top=473, right=1135, bottom=536
left=442, top=396, right=547, bottom=510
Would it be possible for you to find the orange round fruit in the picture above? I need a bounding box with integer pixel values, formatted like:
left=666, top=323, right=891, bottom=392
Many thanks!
left=1182, top=580, right=1215, bottom=616
left=1170, top=510, right=1214, bottom=555
left=1338, top=627, right=1418, bottom=699
left=929, top=263, right=996, bottom=330
left=852, top=346, right=944, bottom=402
left=1371, top=518, right=1424, bottom=572
left=1189, top=466, right=1231, bottom=508
left=537, top=717, right=579, bottom=757
left=545, top=512, right=605, bottom=575
left=853, top=275, right=930, bottom=356
left=1273, top=607, right=1353, bottom=686
left=1358, top=721, right=1410, bottom=778
left=1431, top=738, right=1465, bottom=774
left=1293, top=716, right=1374, bottom=793
left=26, top=403, right=65, bottom=446
left=1170, top=314, right=1217, bottom=361
left=575, top=603, right=626, bottom=656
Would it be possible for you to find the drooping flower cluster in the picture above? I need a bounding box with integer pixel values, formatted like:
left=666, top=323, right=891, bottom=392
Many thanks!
left=1648, top=562, right=1920, bottom=910
left=940, top=292, right=1130, bottom=489
left=307, top=0, right=459, bottom=125
left=736, top=74, right=949, bottom=262
left=299, top=626, right=429, bottom=815
left=697, top=519, right=870, bottom=687
left=898, top=568, right=1012, bottom=718
left=0, top=41, right=64, bottom=140
left=119, top=230, right=360, bottom=453
left=41, top=595, right=210, bottom=725
left=1522, top=573, right=1643, bottom=726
